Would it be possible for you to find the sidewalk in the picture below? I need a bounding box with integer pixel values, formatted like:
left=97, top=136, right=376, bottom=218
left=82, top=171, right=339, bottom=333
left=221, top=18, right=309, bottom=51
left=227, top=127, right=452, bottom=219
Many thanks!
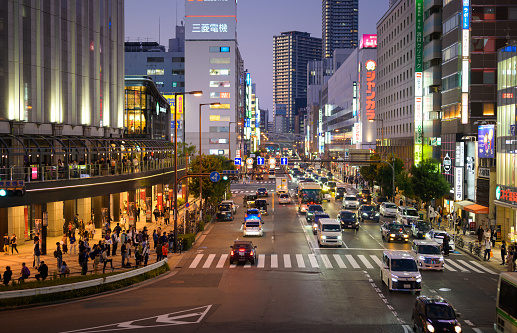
left=0, top=198, right=200, bottom=284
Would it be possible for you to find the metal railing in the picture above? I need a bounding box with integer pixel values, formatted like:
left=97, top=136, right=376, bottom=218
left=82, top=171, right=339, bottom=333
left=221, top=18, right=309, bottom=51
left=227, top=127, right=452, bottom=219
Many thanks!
left=0, top=157, right=186, bottom=183
left=0, top=258, right=168, bottom=300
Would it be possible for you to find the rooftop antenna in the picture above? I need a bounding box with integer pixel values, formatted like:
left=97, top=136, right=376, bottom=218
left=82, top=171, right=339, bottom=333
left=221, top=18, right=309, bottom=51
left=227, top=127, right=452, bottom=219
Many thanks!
left=176, top=1, right=178, bottom=27
left=159, top=17, right=161, bottom=44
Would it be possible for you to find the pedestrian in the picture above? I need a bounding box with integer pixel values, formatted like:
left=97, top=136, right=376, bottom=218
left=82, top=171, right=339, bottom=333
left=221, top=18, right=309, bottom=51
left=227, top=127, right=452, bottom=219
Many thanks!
left=80, top=248, right=89, bottom=275
left=105, top=232, right=112, bottom=256
left=35, top=261, right=48, bottom=281
left=484, top=236, right=492, bottom=261
left=162, top=242, right=168, bottom=258
left=438, top=215, right=442, bottom=229
left=491, top=228, right=497, bottom=247
left=54, top=242, right=63, bottom=270
left=477, top=226, right=484, bottom=243
left=70, top=233, right=77, bottom=255
left=164, top=209, right=170, bottom=225
left=121, top=240, right=129, bottom=267
left=18, top=262, right=30, bottom=282
left=501, top=240, right=507, bottom=266
left=33, top=240, right=41, bottom=269
left=443, top=234, right=450, bottom=256
left=142, top=242, right=150, bottom=266
left=101, top=247, right=113, bottom=274
left=111, top=232, right=119, bottom=256
left=10, top=233, right=18, bottom=254
left=61, top=234, right=68, bottom=254
left=462, top=221, right=468, bottom=235
left=156, top=241, right=163, bottom=262
left=3, top=266, right=12, bottom=285
left=153, top=206, right=160, bottom=223
left=3, top=233, right=9, bottom=254
left=60, top=261, right=70, bottom=277
left=73, top=213, right=79, bottom=230
left=93, top=251, right=100, bottom=274
left=153, top=230, right=159, bottom=250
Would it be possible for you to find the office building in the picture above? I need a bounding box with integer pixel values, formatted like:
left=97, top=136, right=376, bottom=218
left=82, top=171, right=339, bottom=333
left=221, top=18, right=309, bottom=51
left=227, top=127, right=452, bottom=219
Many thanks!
left=322, top=0, right=359, bottom=58
left=273, top=31, right=321, bottom=134
left=259, top=109, right=269, bottom=134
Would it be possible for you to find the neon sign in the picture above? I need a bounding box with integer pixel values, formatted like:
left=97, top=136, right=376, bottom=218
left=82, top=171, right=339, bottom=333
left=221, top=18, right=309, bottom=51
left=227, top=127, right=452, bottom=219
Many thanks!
left=360, top=34, right=377, bottom=49
left=365, top=61, right=376, bottom=121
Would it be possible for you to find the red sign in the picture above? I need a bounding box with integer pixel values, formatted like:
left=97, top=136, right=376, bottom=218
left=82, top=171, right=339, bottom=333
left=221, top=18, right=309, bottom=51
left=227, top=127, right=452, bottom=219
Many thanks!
left=220, top=92, right=230, bottom=99
left=503, top=93, right=514, bottom=98
left=366, top=63, right=376, bottom=120
left=360, top=34, right=377, bottom=49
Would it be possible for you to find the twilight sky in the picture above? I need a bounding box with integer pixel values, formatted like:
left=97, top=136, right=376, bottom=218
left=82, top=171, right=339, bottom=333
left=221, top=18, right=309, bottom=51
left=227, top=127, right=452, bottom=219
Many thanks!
left=125, top=0, right=388, bottom=113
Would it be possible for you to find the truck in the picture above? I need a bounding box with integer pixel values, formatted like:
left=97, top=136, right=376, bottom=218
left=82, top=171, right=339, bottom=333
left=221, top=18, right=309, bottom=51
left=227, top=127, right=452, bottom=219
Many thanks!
left=276, top=177, right=288, bottom=195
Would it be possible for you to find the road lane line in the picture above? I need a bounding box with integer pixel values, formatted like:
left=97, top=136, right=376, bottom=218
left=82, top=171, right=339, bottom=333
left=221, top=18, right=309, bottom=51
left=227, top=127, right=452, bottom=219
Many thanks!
left=271, top=254, right=278, bottom=268
left=244, top=262, right=252, bottom=268
left=457, top=259, right=484, bottom=273
left=472, top=328, right=483, bottom=333
left=446, top=259, right=469, bottom=272
left=202, top=254, right=216, bottom=268
left=345, top=254, right=361, bottom=268
left=333, top=254, right=347, bottom=268
left=216, top=254, right=227, bottom=268
left=308, top=254, right=319, bottom=268
left=468, top=260, right=498, bottom=274
left=370, top=255, right=383, bottom=267
left=258, top=254, right=265, bottom=268
left=283, top=254, right=292, bottom=268
left=321, top=254, right=333, bottom=268
left=296, top=254, right=305, bottom=268
left=189, top=254, right=204, bottom=269
left=358, top=255, right=374, bottom=269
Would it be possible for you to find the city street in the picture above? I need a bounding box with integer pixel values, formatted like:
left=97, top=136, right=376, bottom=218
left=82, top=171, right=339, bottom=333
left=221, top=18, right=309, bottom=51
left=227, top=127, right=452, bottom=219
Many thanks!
left=0, top=179, right=499, bottom=333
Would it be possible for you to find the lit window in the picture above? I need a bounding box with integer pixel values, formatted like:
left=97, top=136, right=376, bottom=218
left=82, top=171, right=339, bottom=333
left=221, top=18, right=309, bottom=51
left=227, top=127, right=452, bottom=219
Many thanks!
left=210, top=69, right=231, bottom=75
left=210, top=81, right=231, bottom=88
left=147, top=69, right=164, bottom=75
left=483, top=103, right=495, bottom=116
left=209, top=115, right=231, bottom=121
left=210, top=58, right=231, bottom=64
left=210, top=104, right=231, bottom=109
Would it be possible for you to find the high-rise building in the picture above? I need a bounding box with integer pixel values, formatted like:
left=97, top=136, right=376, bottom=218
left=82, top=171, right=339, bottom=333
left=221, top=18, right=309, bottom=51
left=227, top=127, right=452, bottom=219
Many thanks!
left=322, top=0, right=359, bottom=58
left=273, top=31, right=321, bottom=134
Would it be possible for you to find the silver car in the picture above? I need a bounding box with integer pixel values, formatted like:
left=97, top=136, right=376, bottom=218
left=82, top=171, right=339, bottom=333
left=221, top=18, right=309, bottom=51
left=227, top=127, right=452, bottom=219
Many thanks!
left=379, top=202, right=397, bottom=217
left=343, top=195, right=359, bottom=209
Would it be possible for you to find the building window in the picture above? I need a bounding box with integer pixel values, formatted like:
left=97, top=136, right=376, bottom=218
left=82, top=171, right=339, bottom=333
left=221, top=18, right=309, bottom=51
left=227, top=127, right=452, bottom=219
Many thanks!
left=209, top=46, right=230, bottom=53
left=472, top=38, right=496, bottom=53
left=209, top=69, right=230, bottom=75
left=147, top=57, right=164, bottom=63
left=155, top=82, right=164, bottom=87
left=210, top=81, right=231, bottom=88
left=147, top=69, right=164, bottom=75
left=209, top=126, right=229, bottom=133
left=209, top=138, right=229, bottom=144
left=442, top=43, right=459, bottom=63
left=210, top=104, right=231, bottom=109
left=442, top=14, right=459, bottom=35
left=172, top=57, right=185, bottom=62
left=442, top=73, right=459, bottom=91
left=172, top=70, right=185, bottom=75
left=209, top=115, right=231, bottom=121
left=483, top=103, right=495, bottom=116
left=210, top=92, right=231, bottom=99
left=172, top=82, right=184, bottom=88
left=209, top=57, right=231, bottom=64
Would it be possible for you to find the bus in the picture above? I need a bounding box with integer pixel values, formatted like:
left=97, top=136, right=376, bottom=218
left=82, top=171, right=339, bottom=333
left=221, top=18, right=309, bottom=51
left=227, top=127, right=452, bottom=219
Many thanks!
left=297, top=182, right=323, bottom=213
left=495, top=272, right=517, bottom=332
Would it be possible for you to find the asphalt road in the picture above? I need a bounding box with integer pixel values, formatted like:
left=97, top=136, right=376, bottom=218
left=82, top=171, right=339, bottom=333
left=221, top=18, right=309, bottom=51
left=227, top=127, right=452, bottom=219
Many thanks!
left=0, top=177, right=498, bottom=333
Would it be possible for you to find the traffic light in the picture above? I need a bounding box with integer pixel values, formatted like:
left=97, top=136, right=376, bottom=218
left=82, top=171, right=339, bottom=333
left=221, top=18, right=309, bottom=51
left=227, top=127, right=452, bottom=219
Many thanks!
left=0, top=180, right=26, bottom=197
left=223, top=175, right=229, bottom=181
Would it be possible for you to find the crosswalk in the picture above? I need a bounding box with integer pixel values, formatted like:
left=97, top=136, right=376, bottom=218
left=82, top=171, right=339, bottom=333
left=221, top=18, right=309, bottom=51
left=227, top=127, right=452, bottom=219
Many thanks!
left=182, top=253, right=498, bottom=274
left=231, top=189, right=276, bottom=194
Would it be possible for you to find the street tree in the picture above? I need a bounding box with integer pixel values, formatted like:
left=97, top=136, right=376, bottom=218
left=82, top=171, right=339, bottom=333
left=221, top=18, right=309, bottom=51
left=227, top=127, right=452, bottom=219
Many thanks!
left=359, top=154, right=404, bottom=199
left=188, top=154, right=232, bottom=205
left=409, top=158, right=450, bottom=207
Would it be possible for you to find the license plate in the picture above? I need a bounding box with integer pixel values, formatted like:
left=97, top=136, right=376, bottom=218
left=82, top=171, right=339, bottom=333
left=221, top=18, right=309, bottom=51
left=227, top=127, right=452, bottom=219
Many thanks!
left=348, top=224, right=353, bottom=227
left=239, top=253, right=245, bottom=256
left=404, top=284, right=411, bottom=289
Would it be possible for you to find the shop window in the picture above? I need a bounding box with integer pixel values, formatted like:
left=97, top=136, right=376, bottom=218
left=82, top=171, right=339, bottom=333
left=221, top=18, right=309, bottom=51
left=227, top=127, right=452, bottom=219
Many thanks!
left=483, top=103, right=495, bottom=116
left=484, top=7, right=496, bottom=20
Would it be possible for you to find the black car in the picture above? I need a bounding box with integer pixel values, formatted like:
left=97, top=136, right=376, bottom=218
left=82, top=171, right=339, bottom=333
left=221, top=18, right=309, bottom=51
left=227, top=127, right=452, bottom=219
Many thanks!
left=358, top=205, right=380, bottom=222
left=216, top=204, right=234, bottom=221
left=256, top=174, right=264, bottom=181
left=312, top=212, right=330, bottom=234
left=307, top=204, right=324, bottom=223
left=412, top=296, right=461, bottom=333
left=256, top=188, right=269, bottom=197
left=356, top=194, right=368, bottom=205
left=230, top=241, right=257, bottom=265
left=381, top=223, right=410, bottom=242
left=243, top=194, right=257, bottom=208
left=255, top=199, right=268, bottom=215
left=338, top=210, right=359, bottom=230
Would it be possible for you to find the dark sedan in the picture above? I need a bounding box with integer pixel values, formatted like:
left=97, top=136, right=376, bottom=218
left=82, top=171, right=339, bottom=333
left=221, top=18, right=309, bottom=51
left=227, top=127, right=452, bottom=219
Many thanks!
left=358, top=205, right=380, bottom=222
left=216, top=204, right=234, bottom=221
left=256, top=188, right=269, bottom=197
left=229, top=241, right=257, bottom=265
left=338, top=210, right=359, bottom=230
left=412, top=296, right=461, bottom=333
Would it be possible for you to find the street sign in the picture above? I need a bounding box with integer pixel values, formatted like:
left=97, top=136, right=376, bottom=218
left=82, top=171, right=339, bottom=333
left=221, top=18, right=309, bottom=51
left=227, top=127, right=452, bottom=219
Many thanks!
left=257, top=157, right=265, bottom=165
left=280, top=157, right=288, bottom=165
left=247, top=165, right=253, bottom=169
left=234, top=157, right=242, bottom=166
left=250, top=153, right=256, bottom=158
left=246, top=158, right=253, bottom=165
left=209, top=171, right=220, bottom=182
left=185, top=202, right=190, bottom=208
left=269, top=158, right=276, bottom=165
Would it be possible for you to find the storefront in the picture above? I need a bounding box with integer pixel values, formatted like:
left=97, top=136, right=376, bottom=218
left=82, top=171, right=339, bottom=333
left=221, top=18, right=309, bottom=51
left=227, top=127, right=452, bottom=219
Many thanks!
left=453, top=200, right=490, bottom=233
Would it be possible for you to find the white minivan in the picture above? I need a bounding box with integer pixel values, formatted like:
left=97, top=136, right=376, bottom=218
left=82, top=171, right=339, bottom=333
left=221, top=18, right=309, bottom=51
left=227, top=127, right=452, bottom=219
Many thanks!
left=380, top=250, right=422, bottom=292
left=316, top=218, right=342, bottom=247
left=411, top=240, right=444, bottom=271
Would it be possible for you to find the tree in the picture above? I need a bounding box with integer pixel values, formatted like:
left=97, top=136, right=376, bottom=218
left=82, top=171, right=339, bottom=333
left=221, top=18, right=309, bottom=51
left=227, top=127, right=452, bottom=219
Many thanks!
left=410, top=159, right=450, bottom=207
left=177, top=142, right=197, bottom=157
left=359, top=154, right=404, bottom=199
left=188, top=154, right=233, bottom=205
left=396, top=170, right=415, bottom=200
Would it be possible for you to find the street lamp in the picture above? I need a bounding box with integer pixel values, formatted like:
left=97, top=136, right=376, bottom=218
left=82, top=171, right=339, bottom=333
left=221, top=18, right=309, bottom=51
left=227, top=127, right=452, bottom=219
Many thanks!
left=198, top=102, right=220, bottom=225
left=369, top=117, right=384, bottom=156
left=173, top=90, right=202, bottom=253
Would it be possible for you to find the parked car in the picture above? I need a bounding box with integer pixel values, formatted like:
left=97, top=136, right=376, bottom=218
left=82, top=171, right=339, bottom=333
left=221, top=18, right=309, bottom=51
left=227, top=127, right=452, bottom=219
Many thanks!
left=379, top=202, right=397, bottom=217
left=358, top=205, right=380, bottom=222
left=216, top=204, right=234, bottom=221
left=279, top=193, right=291, bottom=204
left=381, top=222, right=410, bottom=242
left=343, top=195, right=360, bottom=209
left=412, top=296, right=461, bottom=333
left=229, top=241, right=257, bottom=265
left=337, top=210, right=359, bottom=230
left=256, top=188, right=269, bottom=197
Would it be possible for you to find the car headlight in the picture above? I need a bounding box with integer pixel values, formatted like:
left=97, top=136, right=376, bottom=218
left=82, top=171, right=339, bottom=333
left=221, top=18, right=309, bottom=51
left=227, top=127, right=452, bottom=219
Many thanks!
left=375, top=213, right=379, bottom=216
left=439, top=258, right=444, bottom=261
left=391, top=277, right=398, bottom=282
left=454, top=325, right=461, bottom=333
left=418, top=256, right=425, bottom=261
left=321, top=235, right=327, bottom=240
left=363, top=213, right=368, bottom=216
left=416, top=278, right=422, bottom=283
left=390, top=234, right=396, bottom=238
left=426, top=323, right=435, bottom=333
left=313, top=223, right=317, bottom=228
left=337, top=235, right=342, bottom=240
left=403, top=234, right=408, bottom=238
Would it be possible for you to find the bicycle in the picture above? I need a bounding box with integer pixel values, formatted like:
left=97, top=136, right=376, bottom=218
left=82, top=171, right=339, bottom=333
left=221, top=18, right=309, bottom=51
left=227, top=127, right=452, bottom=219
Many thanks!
left=468, top=241, right=474, bottom=253
left=455, top=235, right=464, bottom=249
left=473, top=243, right=482, bottom=258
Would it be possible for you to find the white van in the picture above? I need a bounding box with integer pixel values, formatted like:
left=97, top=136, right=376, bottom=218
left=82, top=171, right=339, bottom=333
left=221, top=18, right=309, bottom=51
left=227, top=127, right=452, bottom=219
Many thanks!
left=316, top=218, right=342, bottom=247
left=411, top=240, right=444, bottom=271
left=380, top=250, right=422, bottom=291
left=396, top=206, right=420, bottom=226
left=242, top=218, right=264, bottom=237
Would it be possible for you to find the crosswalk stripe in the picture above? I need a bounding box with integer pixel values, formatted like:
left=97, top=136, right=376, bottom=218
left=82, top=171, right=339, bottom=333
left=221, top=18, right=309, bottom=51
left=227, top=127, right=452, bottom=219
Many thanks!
left=244, top=262, right=252, bottom=268
left=333, top=254, right=347, bottom=268
left=346, top=254, right=361, bottom=269
left=370, top=255, right=383, bottom=268
left=446, top=259, right=469, bottom=272
left=202, top=254, right=216, bottom=268
left=230, top=263, right=237, bottom=268
left=321, top=254, right=333, bottom=268
left=258, top=254, right=265, bottom=268
left=189, top=254, right=203, bottom=269
left=358, top=255, right=374, bottom=269
left=308, top=254, right=319, bottom=268
left=457, top=259, right=484, bottom=273
left=271, top=254, right=278, bottom=268
left=468, top=260, right=497, bottom=275
left=216, top=254, right=227, bottom=268
left=296, top=254, right=305, bottom=268
left=444, top=263, right=457, bottom=271
left=284, top=254, right=292, bottom=268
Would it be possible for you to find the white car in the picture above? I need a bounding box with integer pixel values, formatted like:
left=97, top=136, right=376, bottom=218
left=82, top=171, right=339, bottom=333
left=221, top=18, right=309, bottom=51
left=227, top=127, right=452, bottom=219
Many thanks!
left=427, top=230, right=456, bottom=252
left=343, top=195, right=360, bottom=209
left=243, top=218, right=264, bottom=237
left=411, top=240, right=444, bottom=271
left=379, top=202, right=397, bottom=217
left=279, top=193, right=291, bottom=204
left=221, top=200, right=238, bottom=214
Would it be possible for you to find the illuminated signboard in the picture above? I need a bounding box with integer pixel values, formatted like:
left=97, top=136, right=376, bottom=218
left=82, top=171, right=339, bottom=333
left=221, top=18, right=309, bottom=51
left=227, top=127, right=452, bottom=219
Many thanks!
left=496, top=185, right=517, bottom=208
left=210, top=92, right=231, bottom=99
left=360, top=34, right=377, bottom=49
left=352, top=82, right=358, bottom=117
left=415, top=0, right=424, bottom=72
left=503, top=93, right=514, bottom=98
left=415, top=72, right=423, bottom=97
left=478, top=125, right=495, bottom=158
left=147, top=69, right=164, bottom=76
left=462, top=0, right=470, bottom=29
left=414, top=0, right=424, bottom=165
left=353, top=123, right=362, bottom=144
left=365, top=61, right=376, bottom=121
left=455, top=167, right=463, bottom=201
left=185, top=18, right=236, bottom=40
left=461, top=0, right=470, bottom=124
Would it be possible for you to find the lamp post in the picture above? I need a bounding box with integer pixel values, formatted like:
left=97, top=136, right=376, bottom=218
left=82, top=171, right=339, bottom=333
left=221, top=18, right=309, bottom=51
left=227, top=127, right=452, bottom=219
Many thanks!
left=198, top=102, right=220, bottom=225
left=369, top=117, right=384, bottom=157
left=173, top=90, right=202, bottom=253
left=227, top=121, right=242, bottom=160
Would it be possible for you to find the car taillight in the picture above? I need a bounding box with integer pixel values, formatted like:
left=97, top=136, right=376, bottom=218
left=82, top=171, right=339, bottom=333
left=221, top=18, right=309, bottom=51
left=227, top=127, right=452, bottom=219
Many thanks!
left=239, top=248, right=245, bottom=252
left=250, top=251, right=254, bottom=256
left=230, top=250, right=234, bottom=256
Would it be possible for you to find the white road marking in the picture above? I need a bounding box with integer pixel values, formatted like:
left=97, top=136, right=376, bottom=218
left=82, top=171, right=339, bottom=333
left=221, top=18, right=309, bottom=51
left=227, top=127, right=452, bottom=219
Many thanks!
left=444, top=263, right=457, bottom=271
left=358, top=255, right=374, bottom=269
left=244, top=262, right=252, bottom=268
left=457, top=259, right=484, bottom=273
left=402, top=324, right=412, bottom=333
left=333, top=254, right=347, bottom=268
left=258, top=254, right=265, bottom=268
left=216, top=254, right=227, bottom=268
left=283, top=254, right=292, bottom=268
left=271, top=254, right=278, bottom=268
left=464, top=320, right=474, bottom=326
left=446, top=259, right=469, bottom=272
left=308, top=254, right=319, bottom=268
left=189, top=254, right=204, bottom=269
left=472, top=328, right=483, bottom=333
left=321, top=254, right=333, bottom=268
left=345, top=254, right=361, bottom=269
left=296, top=254, right=305, bottom=268
left=370, top=255, right=383, bottom=267
left=202, top=254, right=216, bottom=268
left=469, top=260, right=498, bottom=274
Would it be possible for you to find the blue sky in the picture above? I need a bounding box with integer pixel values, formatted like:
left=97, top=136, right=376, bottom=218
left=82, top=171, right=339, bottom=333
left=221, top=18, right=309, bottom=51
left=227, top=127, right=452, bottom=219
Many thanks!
left=125, top=0, right=389, bottom=113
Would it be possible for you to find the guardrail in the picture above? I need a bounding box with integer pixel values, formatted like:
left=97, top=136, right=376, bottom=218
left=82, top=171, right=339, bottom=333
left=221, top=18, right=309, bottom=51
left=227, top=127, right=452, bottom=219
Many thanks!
left=0, top=259, right=168, bottom=300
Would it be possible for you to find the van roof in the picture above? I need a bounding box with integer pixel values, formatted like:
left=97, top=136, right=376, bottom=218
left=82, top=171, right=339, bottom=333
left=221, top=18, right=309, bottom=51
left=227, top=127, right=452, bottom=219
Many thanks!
left=413, top=240, right=440, bottom=246
left=400, top=206, right=417, bottom=210
left=383, top=250, right=414, bottom=259
left=318, top=218, right=340, bottom=225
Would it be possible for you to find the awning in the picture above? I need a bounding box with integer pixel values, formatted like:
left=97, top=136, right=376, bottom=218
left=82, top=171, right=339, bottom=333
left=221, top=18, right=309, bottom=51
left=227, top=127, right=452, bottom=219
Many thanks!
left=454, top=200, right=475, bottom=210
left=463, top=204, right=489, bottom=214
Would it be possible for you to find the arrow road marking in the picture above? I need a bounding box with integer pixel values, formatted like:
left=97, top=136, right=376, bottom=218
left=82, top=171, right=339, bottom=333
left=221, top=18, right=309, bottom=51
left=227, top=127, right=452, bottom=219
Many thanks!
left=60, top=305, right=212, bottom=333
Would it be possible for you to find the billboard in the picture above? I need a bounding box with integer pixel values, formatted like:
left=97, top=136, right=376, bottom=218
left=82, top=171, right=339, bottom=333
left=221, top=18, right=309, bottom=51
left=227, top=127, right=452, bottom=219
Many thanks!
left=359, top=34, right=377, bottom=49
left=186, top=17, right=236, bottom=40
left=478, top=125, right=495, bottom=158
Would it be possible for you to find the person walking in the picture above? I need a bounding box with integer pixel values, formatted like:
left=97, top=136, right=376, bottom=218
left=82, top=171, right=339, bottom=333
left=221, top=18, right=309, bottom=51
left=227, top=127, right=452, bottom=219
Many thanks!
left=54, top=242, right=63, bottom=271
left=142, top=242, right=150, bottom=266
left=61, top=234, right=68, bottom=254
left=121, top=240, right=129, bottom=267
left=477, top=226, right=484, bottom=243
left=33, top=240, right=41, bottom=269
left=70, top=233, right=77, bottom=255
left=501, top=240, right=507, bottom=266
left=111, top=232, right=119, bottom=256
left=3, top=234, right=9, bottom=254
left=156, top=241, right=163, bottom=262
left=484, top=236, right=492, bottom=261
left=80, top=248, right=89, bottom=275
left=35, top=261, right=48, bottom=281
left=101, top=247, right=113, bottom=274
left=10, top=234, right=18, bottom=254
left=508, top=246, right=515, bottom=272
left=491, top=228, right=497, bottom=247
left=443, top=234, right=450, bottom=256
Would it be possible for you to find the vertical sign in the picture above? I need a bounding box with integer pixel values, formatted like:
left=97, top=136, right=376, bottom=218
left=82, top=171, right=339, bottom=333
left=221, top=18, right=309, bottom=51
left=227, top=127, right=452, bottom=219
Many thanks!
left=461, top=0, right=470, bottom=124
left=414, top=0, right=424, bottom=73
left=455, top=167, right=464, bottom=201
left=365, top=60, right=376, bottom=120
left=414, top=0, right=424, bottom=165
left=352, top=82, right=358, bottom=117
